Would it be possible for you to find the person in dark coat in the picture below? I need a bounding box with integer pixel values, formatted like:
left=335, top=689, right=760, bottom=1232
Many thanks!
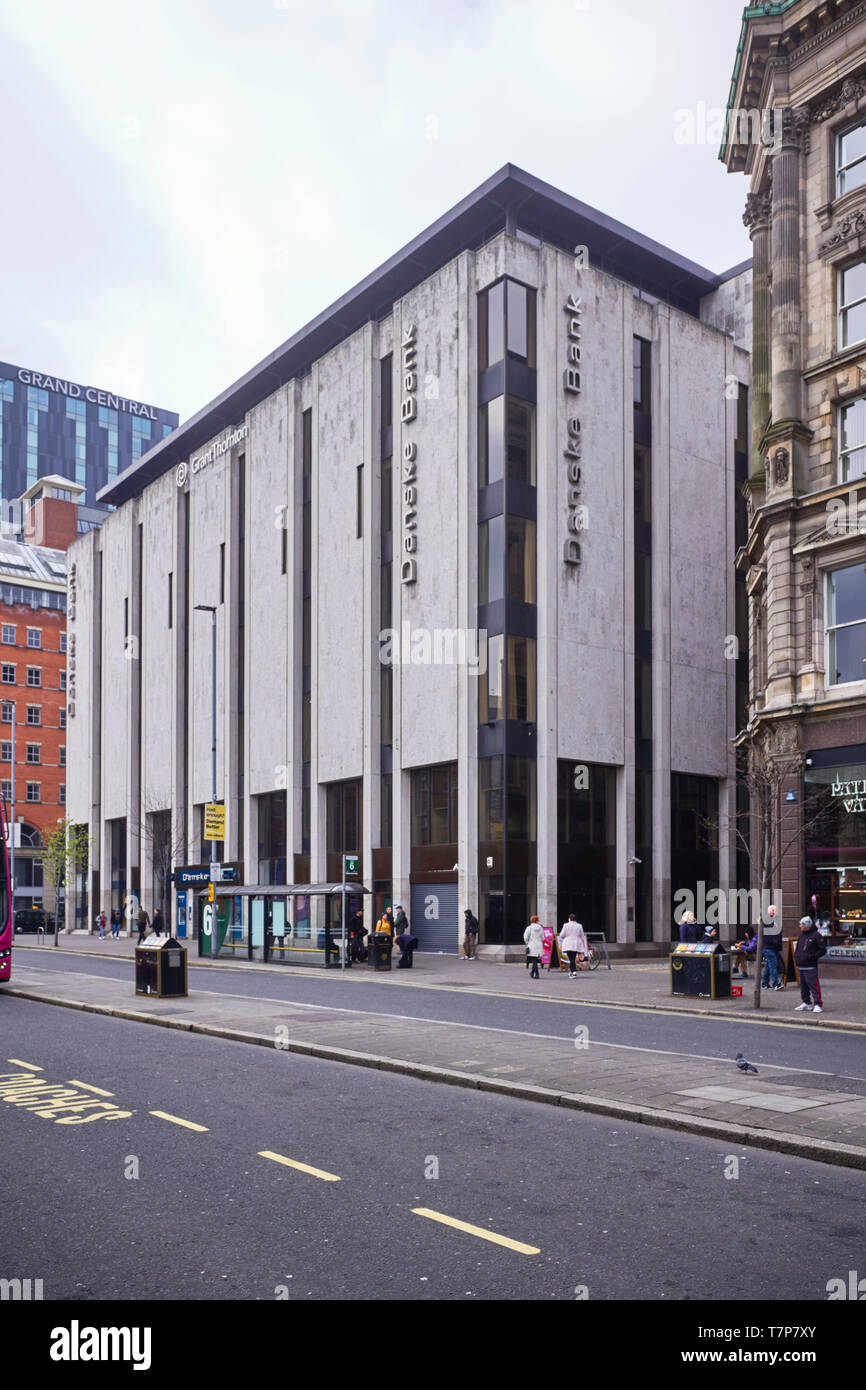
left=111, top=907, right=122, bottom=938
left=678, top=911, right=699, bottom=943
left=462, top=909, right=479, bottom=960
left=151, top=909, right=165, bottom=937
left=349, top=910, right=367, bottom=962
left=395, top=929, right=416, bottom=968
left=794, top=915, right=827, bottom=1013
left=136, top=905, right=150, bottom=944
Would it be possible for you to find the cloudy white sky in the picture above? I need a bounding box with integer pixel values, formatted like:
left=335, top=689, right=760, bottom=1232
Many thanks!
left=1, top=0, right=751, bottom=423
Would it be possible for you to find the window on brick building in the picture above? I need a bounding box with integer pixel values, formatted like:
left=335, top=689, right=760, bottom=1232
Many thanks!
left=26, top=668, right=41, bottom=687
left=26, top=629, right=41, bottom=649
left=26, top=783, right=40, bottom=802
left=26, top=744, right=40, bottom=764
left=0, top=702, right=12, bottom=721
left=26, top=706, right=40, bottom=725
left=1, top=625, right=15, bottom=644
left=2, top=665, right=15, bottom=683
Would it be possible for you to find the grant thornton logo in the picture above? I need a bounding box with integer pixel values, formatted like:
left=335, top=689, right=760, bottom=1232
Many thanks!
left=175, top=461, right=189, bottom=487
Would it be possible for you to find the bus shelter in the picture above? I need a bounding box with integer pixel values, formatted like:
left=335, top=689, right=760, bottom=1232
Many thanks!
left=208, top=882, right=370, bottom=966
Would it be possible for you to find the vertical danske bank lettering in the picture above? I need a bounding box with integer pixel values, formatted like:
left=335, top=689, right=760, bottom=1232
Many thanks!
left=401, top=323, right=419, bottom=585
left=562, top=291, right=584, bottom=567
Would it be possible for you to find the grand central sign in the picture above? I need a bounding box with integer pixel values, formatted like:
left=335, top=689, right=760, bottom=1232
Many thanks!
left=14, top=367, right=160, bottom=419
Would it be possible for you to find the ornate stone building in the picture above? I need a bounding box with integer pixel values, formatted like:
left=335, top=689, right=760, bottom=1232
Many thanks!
left=723, top=1, right=866, bottom=933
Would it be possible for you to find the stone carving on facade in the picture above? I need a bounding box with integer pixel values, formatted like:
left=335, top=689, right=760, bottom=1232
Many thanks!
left=743, top=189, right=772, bottom=231
left=800, top=557, right=815, bottom=667
left=808, top=73, right=866, bottom=126
left=772, top=446, right=789, bottom=488
left=819, top=206, right=866, bottom=257
left=778, top=104, right=811, bottom=151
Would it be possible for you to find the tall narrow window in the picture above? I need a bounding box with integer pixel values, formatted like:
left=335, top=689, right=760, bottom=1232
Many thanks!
left=478, top=282, right=505, bottom=370
left=839, top=261, right=866, bottom=349
left=633, top=337, right=651, bottom=410
left=356, top=464, right=363, bottom=538
left=219, top=543, right=225, bottom=604
left=840, top=397, right=866, bottom=482
left=168, top=572, right=173, bottom=629
left=838, top=120, right=866, bottom=196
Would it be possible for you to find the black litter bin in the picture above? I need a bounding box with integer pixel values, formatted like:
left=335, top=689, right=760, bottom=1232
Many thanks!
left=670, top=942, right=731, bottom=999
left=135, top=937, right=188, bottom=997
left=369, top=932, right=393, bottom=971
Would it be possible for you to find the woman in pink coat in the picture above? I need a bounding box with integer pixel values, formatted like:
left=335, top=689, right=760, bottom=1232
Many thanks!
left=558, top=915, right=589, bottom=977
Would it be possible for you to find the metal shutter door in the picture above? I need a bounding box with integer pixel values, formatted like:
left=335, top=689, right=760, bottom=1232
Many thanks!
left=409, top=883, right=460, bottom=954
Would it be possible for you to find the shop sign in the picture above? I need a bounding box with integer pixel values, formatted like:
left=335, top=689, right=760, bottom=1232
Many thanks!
left=174, top=865, right=237, bottom=887
left=830, top=777, right=866, bottom=814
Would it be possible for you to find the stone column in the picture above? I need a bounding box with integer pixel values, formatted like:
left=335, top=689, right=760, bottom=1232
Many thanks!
left=743, top=188, right=771, bottom=473
left=770, top=110, right=804, bottom=429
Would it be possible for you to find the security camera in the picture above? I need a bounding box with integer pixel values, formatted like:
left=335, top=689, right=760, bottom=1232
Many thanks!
left=628, top=856, right=642, bottom=865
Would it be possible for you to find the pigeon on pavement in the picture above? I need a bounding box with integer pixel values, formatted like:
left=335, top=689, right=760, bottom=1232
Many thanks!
left=736, top=1053, right=758, bottom=1074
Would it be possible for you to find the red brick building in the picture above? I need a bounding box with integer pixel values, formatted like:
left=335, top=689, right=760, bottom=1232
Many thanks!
left=0, top=480, right=80, bottom=916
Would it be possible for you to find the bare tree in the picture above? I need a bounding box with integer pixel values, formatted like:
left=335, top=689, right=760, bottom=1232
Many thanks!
left=41, top=818, right=92, bottom=947
left=128, top=794, right=187, bottom=922
left=732, top=723, right=832, bottom=1010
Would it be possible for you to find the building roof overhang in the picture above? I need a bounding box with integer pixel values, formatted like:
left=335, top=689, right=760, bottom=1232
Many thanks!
left=98, top=163, right=732, bottom=508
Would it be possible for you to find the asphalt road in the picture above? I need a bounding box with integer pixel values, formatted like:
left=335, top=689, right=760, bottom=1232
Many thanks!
left=14, top=946, right=866, bottom=1083
left=3, top=995, right=865, bottom=1302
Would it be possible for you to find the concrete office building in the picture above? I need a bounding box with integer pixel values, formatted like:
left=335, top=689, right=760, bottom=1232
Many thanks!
left=0, top=359, right=177, bottom=528
left=724, top=0, right=866, bottom=938
left=66, top=166, right=750, bottom=956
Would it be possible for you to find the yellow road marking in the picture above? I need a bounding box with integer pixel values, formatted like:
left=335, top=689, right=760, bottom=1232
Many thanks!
left=68, top=1079, right=114, bottom=1096
left=7, top=1059, right=42, bottom=1070
left=412, top=1207, right=539, bottom=1255
left=149, top=1110, right=208, bottom=1132
left=258, top=1149, right=341, bottom=1182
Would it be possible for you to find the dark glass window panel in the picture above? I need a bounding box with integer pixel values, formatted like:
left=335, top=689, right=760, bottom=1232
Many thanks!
left=507, top=635, right=536, bottom=721
left=634, top=446, right=652, bottom=525
left=635, top=769, right=653, bottom=848
left=635, top=658, right=653, bottom=741
left=840, top=122, right=866, bottom=169
left=381, top=355, right=393, bottom=431
left=380, top=562, right=392, bottom=632
left=506, top=757, right=536, bottom=841
left=506, top=516, right=536, bottom=603
left=302, top=691, right=311, bottom=761
left=479, top=397, right=505, bottom=486
left=381, top=459, right=392, bottom=534
left=480, top=633, right=504, bottom=723
left=301, top=783, right=310, bottom=842
left=302, top=501, right=311, bottom=569
left=479, top=755, right=505, bottom=841
left=479, top=515, right=505, bottom=605
left=633, top=336, right=651, bottom=411
left=381, top=665, right=392, bottom=743
left=344, top=783, right=360, bottom=854
left=302, top=597, right=311, bottom=668
left=302, top=409, right=312, bottom=477
left=479, top=282, right=505, bottom=369
left=430, top=765, right=451, bottom=843
left=380, top=772, right=392, bottom=847
left=506, top=281, right=527, bottom=359
left=634, top=551, right=652, bottom=631
left=736, top=384, right=749, bottom=454
left=506, top=399, right=535, bottom=486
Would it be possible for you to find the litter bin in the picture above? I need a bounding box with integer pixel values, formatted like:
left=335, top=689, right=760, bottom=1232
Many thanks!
left=135, top=937, right=188, bottom=997
left=369, top=931, right=393, bottom=971
left=670, top=941, right=731, bottom=1000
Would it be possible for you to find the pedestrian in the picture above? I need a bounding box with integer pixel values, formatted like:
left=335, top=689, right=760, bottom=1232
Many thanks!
left=111, top=907, right=122, bottom=938
left=395, top=927, right=416, bottom=968
left=393, top=903, right=408, bottom=934
left=701, top=923, right=719, bottom=945
left=462, top=908, right=478, bottom=960
left=678, top=910, right=699, bottom=943
left=761, top=903, right=784, bottom=990
left=558, top=914, right=590, bottom=977
left=350, top=909, right=367, bottom=962
left=523, top=915, right=544, bottom=980
left=136, top=904, right=150, bottom=944
left=794, top=914, right=827, bottom=1014
left=376, top=906, right=393, bottom=936
left=151, top=908, right=165, bottom=938
left=95, top=909, right=106, bottom=940
left=731, top=925, right=757, bottom=978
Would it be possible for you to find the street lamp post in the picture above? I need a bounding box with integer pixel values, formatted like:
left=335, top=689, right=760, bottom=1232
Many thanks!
left=194, top=605, right=218, bottom=948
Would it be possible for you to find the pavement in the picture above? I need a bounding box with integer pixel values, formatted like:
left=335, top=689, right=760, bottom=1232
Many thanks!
left=7, top=932, right=866, bottom=1172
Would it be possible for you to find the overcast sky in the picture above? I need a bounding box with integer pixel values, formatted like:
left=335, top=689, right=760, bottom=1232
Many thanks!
left=1, top=0, right=752, bottom=423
